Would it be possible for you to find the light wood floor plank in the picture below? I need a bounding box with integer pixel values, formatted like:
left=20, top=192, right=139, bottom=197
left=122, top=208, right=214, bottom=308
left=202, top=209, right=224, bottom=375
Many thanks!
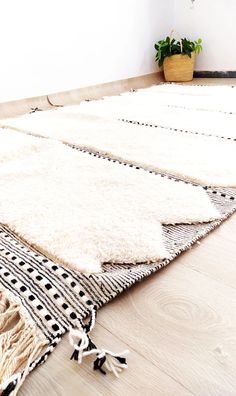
left=19, top=324, right=192, bottom=396
left=96, top=263, right=236, bottom=396
left=180, top=213, right=236, bottom=289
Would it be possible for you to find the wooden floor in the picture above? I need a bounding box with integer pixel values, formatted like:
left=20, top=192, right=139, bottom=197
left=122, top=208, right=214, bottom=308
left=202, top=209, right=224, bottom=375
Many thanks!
left=20, top=79, right=236, bottom=396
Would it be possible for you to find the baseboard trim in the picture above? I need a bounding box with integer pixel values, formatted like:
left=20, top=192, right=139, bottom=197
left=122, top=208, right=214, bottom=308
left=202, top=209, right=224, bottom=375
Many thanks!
left=48, top=72, right=163, bottom=106
left=0, top=72, right=163, bottom=119
left=194, top=71, right=236, bottom=78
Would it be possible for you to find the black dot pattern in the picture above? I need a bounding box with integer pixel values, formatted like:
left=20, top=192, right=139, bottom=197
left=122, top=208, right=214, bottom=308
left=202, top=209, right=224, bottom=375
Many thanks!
left=120, top=117, right=236, bottom=143
left=70, top=312, right=77, bottom=320
left=0, top=234, right=96, bottom=345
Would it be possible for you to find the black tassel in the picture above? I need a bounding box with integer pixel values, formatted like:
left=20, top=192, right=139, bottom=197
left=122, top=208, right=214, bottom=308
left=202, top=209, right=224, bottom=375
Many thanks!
left=115, top=356, right=127, bottom=365
left=93, top=356, right=107, bottom=375
left=69, top=307, right=130, bottom=377
left=87, top=337, right=97, bottom=351
left=70, top=336, right=97, bottom=361
left=1, top=381, right=17, bottom=396
left=70, top=348, right=79, bottom=361
left=93, top=354, right=128, bottom=376
left=70, top=339, right=82, bottom=361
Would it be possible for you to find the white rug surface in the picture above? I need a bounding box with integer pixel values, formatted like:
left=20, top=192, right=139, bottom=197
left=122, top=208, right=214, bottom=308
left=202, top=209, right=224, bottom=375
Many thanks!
left=2, top=84, right=236, bottom=142
left=136, top=83, right=236, bottom=96
left=2, top=107, right=236, bottom=187
left=0, top=127, right=49, bottom=161
left=0, top=129, right=220, bottom=273
left=120, top=84, right=236, bottom=113
left=75, top=94, right=236, bottom=140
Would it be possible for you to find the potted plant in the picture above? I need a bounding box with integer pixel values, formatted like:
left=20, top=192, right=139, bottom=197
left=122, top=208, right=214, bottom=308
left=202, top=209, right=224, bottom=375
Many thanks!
left=154, top=33, right=202, bottom=82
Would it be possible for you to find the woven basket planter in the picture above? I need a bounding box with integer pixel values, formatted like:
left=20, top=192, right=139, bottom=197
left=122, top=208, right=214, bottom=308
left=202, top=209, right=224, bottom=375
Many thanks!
left=163, top=52, right=195, bottom=82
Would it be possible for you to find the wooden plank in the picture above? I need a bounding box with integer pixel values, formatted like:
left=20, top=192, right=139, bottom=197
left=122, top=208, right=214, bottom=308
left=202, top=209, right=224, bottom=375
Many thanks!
left=96, top=259, right=236, bottom=396
left=19, top=324, right=192, bottom=396
left=180, top=213, right=236, bottom=289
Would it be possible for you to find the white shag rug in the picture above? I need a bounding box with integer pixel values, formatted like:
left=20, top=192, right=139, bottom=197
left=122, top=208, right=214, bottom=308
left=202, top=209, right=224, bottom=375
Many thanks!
left=2, top=106, right=236, bottom=187
left=135, top=83, right=235, bottom=96
left=0, top=129, right=220, bottom=273
left=73, top=89, right=236, bottom=140
left=3, top=103, right=236, bottom=142
left=113, top=84, right=236, bottom=113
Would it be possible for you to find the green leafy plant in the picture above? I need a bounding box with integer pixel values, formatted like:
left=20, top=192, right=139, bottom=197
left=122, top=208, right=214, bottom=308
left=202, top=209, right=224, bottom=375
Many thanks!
left=154, top=37, right=202, bottom=67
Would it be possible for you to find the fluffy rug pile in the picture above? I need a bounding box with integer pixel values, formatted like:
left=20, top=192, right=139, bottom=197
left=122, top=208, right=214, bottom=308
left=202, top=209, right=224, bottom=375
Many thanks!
left=0, top=129, right=221, bottom=274
left=0, top=83, right=236, bottom=395
left=3, top=109, right=236, bottom=186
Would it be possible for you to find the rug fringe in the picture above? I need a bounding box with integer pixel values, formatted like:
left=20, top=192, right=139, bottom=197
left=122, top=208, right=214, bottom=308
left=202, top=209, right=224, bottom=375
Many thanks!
left=0, top=289, right=48, bottom=396
left=69, top=307, right=129, bottom=377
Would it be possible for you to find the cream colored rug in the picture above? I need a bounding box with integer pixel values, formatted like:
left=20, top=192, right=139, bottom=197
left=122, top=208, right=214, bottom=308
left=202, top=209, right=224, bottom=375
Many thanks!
left=1, top=84, right=236, bottom=395
left=0, top=129, right=220, bottom=274
left=2, top=104, right=236, bottom=186
left=120, top=83, right=236, bottom=112
left=136, top=83, right=235, bottom=96
left=4, top=100, right=236, bottom=141
left=76, top=95, right=236, bottom=139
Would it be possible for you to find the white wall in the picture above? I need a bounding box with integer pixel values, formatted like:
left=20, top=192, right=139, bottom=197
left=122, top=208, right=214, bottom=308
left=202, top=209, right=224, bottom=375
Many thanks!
left=172, top=0, right=236, bottom=71
left=1, top=0, right=235, bottom=103
left=0, top=0, right=171, bottom=102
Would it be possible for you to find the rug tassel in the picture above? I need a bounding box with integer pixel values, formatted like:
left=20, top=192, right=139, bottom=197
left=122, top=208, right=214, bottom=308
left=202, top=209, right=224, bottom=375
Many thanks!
left=0, top=289, right=48, bottom=396
left=69, top=307, right=129, bottom=377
